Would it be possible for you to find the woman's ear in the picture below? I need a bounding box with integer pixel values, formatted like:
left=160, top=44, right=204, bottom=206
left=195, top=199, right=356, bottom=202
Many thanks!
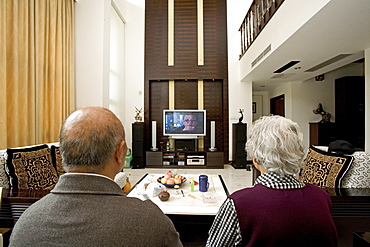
left=252, top=156, right=268, bottom=174
left=252, top=156, right=259, bottom=166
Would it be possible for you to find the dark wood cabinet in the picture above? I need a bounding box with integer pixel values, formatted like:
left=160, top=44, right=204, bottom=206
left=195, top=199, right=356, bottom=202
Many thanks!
left=309, top=122, right=337, bottom=146
left=335, top=76, right=365, bottom=150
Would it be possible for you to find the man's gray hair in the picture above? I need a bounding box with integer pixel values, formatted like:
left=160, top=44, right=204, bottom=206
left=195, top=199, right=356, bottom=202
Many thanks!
left=59, top=110, right=125, bottom=171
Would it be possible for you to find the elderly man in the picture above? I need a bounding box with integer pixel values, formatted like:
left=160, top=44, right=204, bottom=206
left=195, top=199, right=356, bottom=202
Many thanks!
left=10, top=107, right=183, bottom=247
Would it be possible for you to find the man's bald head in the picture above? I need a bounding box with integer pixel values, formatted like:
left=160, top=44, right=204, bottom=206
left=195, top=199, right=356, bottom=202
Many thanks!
left=60, top=107, right=126, bottom=172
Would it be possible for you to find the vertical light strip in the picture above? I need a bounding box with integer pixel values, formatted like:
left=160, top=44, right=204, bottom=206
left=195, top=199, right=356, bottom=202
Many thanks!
left=169, top=80, right=175, bottom=110
left=168, top=0, right=174, bottom=66
left=169, top=80, right=175, bottom=149
left=197, top=0, right=204, bottom=65
left=198, top=79, right=204, bottom=110
left=198, top=80, right=204, bottom=150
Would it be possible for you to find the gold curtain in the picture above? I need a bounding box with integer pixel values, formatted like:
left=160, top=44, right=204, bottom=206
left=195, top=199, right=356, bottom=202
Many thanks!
left=0, top=0, right=75, bottom=149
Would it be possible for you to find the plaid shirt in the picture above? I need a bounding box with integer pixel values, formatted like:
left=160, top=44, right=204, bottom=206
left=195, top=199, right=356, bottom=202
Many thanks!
left=205, top=172, right=306, bottom=247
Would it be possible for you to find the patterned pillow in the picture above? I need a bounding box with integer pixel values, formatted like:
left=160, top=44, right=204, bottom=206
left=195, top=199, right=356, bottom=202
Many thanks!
left=0, top=150, right=10, bottom=189
left=300, top=146, right=353, bottom=188
left=51, top=145, right=65, bottom=177
left=341, top=151, right=370, bottom=188
left=6, top=144, right=59, bottom=190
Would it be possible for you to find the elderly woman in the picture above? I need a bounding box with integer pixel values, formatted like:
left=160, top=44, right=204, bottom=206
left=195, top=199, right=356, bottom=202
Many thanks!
left=206, top=115, right=338, bottom=247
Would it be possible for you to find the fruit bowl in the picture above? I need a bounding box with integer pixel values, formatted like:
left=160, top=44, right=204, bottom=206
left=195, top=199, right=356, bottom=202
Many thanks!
left=157, top=176, right=187, bottom=188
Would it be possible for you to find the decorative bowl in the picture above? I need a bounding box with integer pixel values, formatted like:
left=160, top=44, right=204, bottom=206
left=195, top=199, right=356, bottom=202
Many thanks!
left=157, top=176, right=187, bottom=188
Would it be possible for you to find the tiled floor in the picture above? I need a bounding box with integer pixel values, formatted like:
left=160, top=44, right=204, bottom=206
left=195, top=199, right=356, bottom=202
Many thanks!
left=124, top=164, right=253, bottom=195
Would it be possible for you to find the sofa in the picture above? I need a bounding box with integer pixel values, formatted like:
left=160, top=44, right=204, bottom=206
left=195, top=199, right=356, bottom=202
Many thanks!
left=0, top=143, right=63, bottom=190
left=300, top=145, right=370, bottom=189
left=0, top=143, right=127, bottom=190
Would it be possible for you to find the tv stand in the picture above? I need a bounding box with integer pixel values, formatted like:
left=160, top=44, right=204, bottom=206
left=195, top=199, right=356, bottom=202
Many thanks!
left=146, top=150, right=224, bottom=169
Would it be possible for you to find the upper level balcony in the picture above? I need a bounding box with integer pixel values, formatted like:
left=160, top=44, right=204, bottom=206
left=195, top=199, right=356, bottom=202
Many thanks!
left=238, top=0, right=370, bottom=91
left=239, top=0, right=284, bottom=59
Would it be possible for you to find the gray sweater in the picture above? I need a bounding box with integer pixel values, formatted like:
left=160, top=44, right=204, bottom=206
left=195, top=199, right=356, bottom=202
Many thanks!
left=10, top=173, right=183, bottom=247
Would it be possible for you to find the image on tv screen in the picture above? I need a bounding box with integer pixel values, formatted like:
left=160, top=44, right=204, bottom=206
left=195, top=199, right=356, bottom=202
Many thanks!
left=164, top=110, right=205, bottom=136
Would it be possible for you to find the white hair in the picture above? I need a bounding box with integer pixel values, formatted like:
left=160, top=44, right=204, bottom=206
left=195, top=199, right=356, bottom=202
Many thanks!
left=245, top=115, right=305, bottom=176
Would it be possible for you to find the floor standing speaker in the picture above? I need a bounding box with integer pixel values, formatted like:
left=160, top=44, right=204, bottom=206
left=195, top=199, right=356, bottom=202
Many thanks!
left=232, top=123, right=247, bottom=169
left=132, top=122, right=145, bottom=168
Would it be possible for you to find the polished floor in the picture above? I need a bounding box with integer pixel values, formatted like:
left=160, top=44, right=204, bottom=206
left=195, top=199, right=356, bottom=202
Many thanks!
left=124, top=164, right=253, bottom=195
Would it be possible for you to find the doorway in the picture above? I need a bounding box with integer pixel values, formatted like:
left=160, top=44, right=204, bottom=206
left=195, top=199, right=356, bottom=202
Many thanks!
left=270, top=94, right=285, bottom=116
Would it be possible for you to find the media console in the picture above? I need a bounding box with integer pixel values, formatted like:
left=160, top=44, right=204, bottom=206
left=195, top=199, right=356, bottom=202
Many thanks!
left=146, top=151, right=224, bottom=169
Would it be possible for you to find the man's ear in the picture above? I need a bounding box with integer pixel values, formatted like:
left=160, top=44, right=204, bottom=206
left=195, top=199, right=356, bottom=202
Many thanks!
left=115, top=140, right=127, bottom=164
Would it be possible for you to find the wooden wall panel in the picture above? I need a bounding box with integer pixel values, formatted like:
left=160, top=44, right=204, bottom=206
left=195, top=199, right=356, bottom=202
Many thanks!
left=204, top=80, right=224, bottom=152
left=144, top=0, right=229, bottom=162
left=175, top=80, right=198, bottom=109
left=144, top=0, right=228, bottom=79
left=203, top=0, right=228, bottom=77
left=149, top=81, right=169, bottom=149
left=174, top=2, right=197, bottom=71
left=145, top=1, right=168, bottom=78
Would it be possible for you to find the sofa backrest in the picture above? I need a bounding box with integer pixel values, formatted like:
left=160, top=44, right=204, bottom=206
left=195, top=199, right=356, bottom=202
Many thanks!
left=301, top=146, right=370, bottom=189
left=0, top=143, right=64, bottom=190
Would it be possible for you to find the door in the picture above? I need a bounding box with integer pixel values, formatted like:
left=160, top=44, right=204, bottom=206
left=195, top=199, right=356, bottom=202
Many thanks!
left=270, top=94, right=285, bottom=116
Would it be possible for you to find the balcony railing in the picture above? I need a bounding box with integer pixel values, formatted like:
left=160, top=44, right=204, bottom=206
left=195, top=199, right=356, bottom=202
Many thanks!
left=239, top=0, right=284, bottom=59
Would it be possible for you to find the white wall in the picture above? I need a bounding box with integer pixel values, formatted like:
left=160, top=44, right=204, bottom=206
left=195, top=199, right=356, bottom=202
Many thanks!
left=122, top=0, right=145, bottom=148
left=227, top=0, right=253, bottom=160
left=75, top=0, right=144, bottom=148
left=75, top=0, right=108, bottom=107
left=109, top=4, right=126, bottom=123
left=252, top=91, right=269, bottom=119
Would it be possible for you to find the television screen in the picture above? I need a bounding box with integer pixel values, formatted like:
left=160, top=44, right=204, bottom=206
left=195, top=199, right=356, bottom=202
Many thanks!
left=163, top=110, right=206, bottom=136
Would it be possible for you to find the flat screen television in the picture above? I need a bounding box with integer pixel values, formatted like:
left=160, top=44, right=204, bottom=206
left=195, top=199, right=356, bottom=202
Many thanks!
left=163, top=110, right=206, bottom=137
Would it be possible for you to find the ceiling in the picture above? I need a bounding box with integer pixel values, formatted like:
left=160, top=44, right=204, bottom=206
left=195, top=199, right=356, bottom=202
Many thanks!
left=245, top=1, right=370, bottom=92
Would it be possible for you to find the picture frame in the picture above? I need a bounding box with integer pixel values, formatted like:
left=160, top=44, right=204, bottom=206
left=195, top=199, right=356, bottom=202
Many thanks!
left=252, top=102, right=256, bottom=113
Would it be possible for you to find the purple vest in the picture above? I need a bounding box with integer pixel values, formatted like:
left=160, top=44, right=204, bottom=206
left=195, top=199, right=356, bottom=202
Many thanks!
left=230, top=183, right=338, bottom=247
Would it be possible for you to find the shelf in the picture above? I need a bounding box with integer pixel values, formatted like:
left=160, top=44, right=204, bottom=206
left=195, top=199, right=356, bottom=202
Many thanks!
left=146, top=151, right=223, bottom=169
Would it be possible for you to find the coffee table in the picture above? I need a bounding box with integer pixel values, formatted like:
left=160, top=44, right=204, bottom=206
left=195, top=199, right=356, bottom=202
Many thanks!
left=127, top=173, right=229, bottom=215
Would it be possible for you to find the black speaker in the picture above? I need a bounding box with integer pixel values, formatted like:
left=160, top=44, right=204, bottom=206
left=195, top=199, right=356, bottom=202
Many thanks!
left=132, top=122, right=145, bottom=168
left=132, top=142, right=145, bottom=157
left=232, top=123, right=247, bottom=169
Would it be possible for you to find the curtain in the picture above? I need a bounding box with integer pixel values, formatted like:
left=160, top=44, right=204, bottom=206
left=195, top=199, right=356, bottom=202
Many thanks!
left=0, top=0, right=75, bottom=149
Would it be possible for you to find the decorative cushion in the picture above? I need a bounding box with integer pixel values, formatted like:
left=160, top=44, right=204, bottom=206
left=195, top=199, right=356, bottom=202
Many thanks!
left=341, top=151, right=370, bottom=188
left=0, top=150, right=10, bottom=189
left=51, top=145, right=65, bottom=177
left=6, top=144, right=58, bottom=190
left=300, top=146, right=353, bottom=188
